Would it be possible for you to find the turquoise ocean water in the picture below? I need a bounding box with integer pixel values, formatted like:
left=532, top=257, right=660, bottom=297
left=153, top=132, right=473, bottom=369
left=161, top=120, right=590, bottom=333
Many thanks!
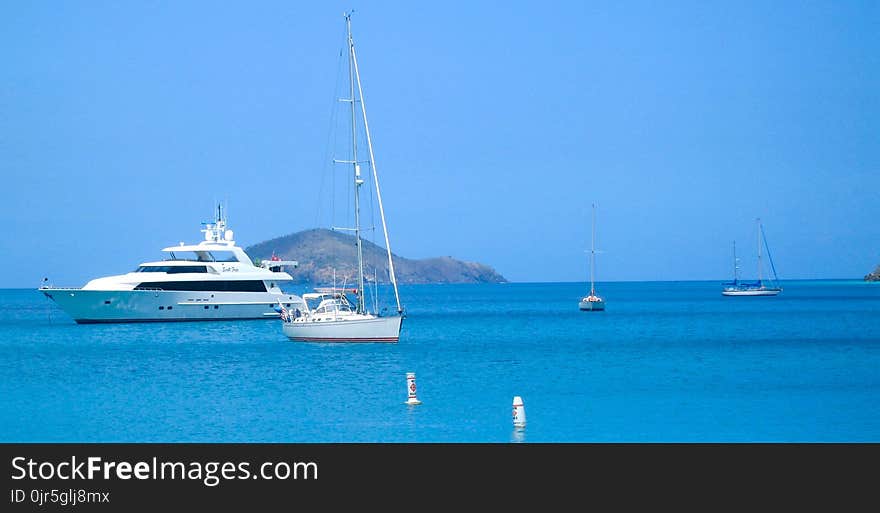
left=1, top=280, right=878, bottom=442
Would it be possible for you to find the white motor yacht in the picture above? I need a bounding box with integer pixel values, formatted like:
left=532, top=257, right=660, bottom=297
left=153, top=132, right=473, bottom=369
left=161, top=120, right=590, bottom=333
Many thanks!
left=40, top=207, right=303, bottom=323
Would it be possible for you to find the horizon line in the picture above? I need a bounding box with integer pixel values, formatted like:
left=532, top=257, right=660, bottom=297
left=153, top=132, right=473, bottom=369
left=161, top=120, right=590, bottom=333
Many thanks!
left=5, top=277, right=874, bottom=290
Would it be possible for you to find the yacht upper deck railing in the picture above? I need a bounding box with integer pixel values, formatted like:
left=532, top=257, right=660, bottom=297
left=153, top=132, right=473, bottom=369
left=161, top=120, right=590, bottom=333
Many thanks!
left=39, top=286, right=165, bottom=292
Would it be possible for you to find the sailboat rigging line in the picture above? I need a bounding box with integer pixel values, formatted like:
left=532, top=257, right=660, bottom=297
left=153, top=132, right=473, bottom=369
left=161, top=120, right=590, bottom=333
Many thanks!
left=761, top=224, right=780, bottom=285
left=368, top=159, right=376, bottom=255
left=349, top=20, right=402, bottom=314
left=315, top=44, right=346, bottom=230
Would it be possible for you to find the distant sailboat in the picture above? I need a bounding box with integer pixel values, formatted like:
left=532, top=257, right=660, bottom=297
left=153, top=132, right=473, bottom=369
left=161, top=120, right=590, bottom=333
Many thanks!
left=579, top=204, right=605, bottom=311
left=722, top=218, right=782, bottom=296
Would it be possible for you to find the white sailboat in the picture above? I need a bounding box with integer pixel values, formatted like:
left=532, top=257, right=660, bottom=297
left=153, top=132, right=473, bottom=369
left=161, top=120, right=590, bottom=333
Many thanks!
left=579, top=204, right=605, bottom=311
left=722, top=218, right=782, bottom=296
left=281, top=12, right=404, bottom=342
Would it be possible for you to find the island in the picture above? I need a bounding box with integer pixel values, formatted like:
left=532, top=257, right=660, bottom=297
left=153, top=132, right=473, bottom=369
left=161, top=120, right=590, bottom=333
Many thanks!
left=866, top=265, right=880, bottom=282
left=246, top=228, right=507, bottom=285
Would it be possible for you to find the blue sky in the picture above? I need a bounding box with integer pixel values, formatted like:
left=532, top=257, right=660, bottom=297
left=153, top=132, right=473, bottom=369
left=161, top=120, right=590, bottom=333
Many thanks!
left=1, top=1, right=877, bottom=286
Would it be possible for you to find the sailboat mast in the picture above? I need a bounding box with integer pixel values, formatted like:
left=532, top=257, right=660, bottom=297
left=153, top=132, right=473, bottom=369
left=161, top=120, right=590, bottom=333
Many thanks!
left=732, top=240, right=738, bottom=281
left=345, top=13, right=366, bottom=314
left=756, top=218, right=763, bottom=285
left=590, top=204, right=596, bottom=295
left=349, top=15, right=402, bottom=314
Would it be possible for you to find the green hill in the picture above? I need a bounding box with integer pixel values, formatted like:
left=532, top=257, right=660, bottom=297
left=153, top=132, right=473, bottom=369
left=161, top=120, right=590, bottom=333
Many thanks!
left=246, top=228, right=507, bottom=285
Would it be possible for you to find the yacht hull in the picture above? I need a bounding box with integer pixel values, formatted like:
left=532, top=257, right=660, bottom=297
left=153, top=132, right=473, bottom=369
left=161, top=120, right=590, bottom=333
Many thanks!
left=579, top=299, right=606, bottom=311
left=721, top=288, right=781, bottom=296
left=282, top=315, right=403, bottom=342
left=40, top=288, right=302, bottom=323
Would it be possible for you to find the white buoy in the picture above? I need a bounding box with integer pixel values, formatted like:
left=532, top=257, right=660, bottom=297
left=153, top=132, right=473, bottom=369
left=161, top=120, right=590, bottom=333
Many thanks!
left=406, top=372, right=421, bottom=405
left=512, top=396, right=526, bottom=428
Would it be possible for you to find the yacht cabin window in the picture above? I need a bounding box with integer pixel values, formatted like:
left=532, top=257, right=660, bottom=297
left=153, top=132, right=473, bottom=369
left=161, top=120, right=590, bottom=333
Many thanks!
left=202, top=251, right=240, bottom=263
left=165, top=251, right=242, bottom=263
left=133, top=280, right=268, bottom=292
left=135, top=265, right=208, bottom=274
left=311, top=297, right=353, bottom=314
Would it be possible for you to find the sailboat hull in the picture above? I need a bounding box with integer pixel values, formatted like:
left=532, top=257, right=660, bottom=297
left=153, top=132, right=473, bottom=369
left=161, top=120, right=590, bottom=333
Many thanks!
left=579, top=299, right=605, bottom=311
left=282, top=315, right=403, bottom=342
left=722, top=288, right=781, bottom=296
left=41, top=288, right=294, bottom=323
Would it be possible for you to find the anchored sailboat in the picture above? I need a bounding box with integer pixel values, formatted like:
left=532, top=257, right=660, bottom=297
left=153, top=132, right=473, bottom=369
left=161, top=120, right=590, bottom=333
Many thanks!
left=281, top=12, right=404, bottom=342
left=579, top=204, right=605, bottom=311
left=722, top=218, right=782, bottom=296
